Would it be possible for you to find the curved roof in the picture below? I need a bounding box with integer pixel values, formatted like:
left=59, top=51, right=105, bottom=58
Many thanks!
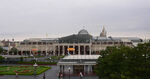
left=78, top=29, right=89, bottom=35
left=63, top=55, right=100, bottom=60
left=59, top=34, right=92, bottom=43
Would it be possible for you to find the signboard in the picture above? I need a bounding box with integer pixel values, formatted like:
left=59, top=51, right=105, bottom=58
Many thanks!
left=32, top=48, right=38, bottom=52
left=67, top=48, right=75, bottom=51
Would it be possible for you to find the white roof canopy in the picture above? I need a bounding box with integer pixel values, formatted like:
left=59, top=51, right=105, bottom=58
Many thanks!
left=58, top=55, right=100, bottom=65
left=63, top=55, right=100, bottom=60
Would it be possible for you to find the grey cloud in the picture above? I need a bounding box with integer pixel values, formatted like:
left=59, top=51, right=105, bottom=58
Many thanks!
left=0, top=0, right=150, bottom=40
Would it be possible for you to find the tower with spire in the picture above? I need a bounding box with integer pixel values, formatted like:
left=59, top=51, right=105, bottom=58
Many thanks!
left=100, top=26, right=107, bottom=37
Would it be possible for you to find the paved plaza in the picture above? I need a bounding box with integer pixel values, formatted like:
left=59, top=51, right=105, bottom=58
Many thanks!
left=0, top=65, right=99, bottom=79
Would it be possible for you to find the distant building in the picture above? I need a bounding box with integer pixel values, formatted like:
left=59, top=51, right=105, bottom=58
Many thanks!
left=15, top=26, right=142, bottom=56
left=0, top=41, right=3, bottom=47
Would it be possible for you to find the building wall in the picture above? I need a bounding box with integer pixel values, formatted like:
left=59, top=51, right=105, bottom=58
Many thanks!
left=16, top=41, right=133, bottom=56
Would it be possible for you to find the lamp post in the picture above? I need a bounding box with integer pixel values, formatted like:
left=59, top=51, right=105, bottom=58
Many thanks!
left=33, top=63, right=38, bottom=76
left=5, top=57, right=7, bottom=66
left=68, top=67, right=71, bottom=79
left=49, top=57, right=52, bottom=62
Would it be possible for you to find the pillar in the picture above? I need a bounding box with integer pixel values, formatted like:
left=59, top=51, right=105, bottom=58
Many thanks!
left=84, top=45, right=86, bottom=55
left=89, top=45, right=91, bottom=55
left=21, top=51, right=23, bottom=55
left=63, top=65, right=64, bottom=74
left=30, top=50, right=32, bottom=56
left=67, top=45, right=69, bottom=55
left=84, top=65, right=86, bottom=74
left=73, top=45, right=75, bottom=55
left=87, top=65, right=90, bottom=74
left=78, top=45, right=80, bottom=55
left=53, top=45, right=56, bottom=56
left=62, top=46, right=65, bottom=55
left=58, top=45, right=60, bottom=56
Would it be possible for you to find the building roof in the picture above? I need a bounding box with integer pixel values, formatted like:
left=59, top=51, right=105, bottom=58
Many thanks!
left=78, top=29, right=89, bottom=35
left=92, top=36, right=142, bottom=42
left=111, top=37, right=143, bottom=42
left=63, top=55, right=100, bottom=60
left=93, top=36, right=112, bottom=41
left=59, top=34, right=92, bottom=43
left=58, top=55, right=100, bottom=65
left=24, top=38, right=58, bottom=42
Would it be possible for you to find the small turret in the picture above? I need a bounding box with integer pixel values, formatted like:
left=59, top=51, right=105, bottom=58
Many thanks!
left=100, top=26, right=107, bottom=37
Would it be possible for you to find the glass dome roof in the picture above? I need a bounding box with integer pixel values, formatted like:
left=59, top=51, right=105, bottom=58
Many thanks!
left=78, top=29, right=89, bottom=35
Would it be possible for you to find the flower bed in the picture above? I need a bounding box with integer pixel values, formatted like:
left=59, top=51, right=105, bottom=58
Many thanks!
left=0, top=66, right=51, bottom=75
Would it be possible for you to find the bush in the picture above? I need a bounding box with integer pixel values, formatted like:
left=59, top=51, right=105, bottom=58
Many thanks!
left=17, top=61, right=57, bottom=65
left=51, top=56, right=65, bottom=60
left=0, top=56, right=4, bottom=63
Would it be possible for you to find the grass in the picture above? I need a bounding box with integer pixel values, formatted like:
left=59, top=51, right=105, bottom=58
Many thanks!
left=0, top=66, right=51, bottom=75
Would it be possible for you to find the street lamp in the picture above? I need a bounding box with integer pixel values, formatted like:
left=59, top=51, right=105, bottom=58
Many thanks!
left=5, top=57, right=7, bottom=66
left=68, top=67, right=71, bottom=79
left=30, top=54, right=33, bottom=57
left=49, top=57, right=52, bottom=62
left=33, top=63, right=38, bottom=76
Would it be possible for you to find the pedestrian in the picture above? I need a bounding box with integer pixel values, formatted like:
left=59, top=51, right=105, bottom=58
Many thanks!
left=16, top=72, right=18, bottom=77
left=60, top=73, right=63, bottom=79
left=80, top=72, right=83, bottom=79
left=43, top=73, right=46, bottom=79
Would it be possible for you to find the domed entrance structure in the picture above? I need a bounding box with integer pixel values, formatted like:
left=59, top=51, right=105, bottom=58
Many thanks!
left=78, top=29, right=89, bottom=35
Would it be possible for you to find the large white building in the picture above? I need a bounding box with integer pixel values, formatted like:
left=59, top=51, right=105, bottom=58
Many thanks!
left=16, top=27, right=142, bottom=56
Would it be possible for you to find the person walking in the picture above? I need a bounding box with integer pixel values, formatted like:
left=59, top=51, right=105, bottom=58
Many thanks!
left=16, top=72, right=18, bottom=77
left=43, top=73, right=46, bottom=79
left=80, top=72, right=83, bottom=79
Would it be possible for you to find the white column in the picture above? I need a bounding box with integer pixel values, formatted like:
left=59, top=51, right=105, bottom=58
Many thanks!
left=30, top=50, right=32, bottom=56
left=73, top=45, right=75, bottom=55
left=53, top=45, right=56, bottom=56
left=21, top=51, right=23, bottom=56
left=87, top=65, right=90, bottom=74
left=78, top=45, right=80, bottom=55
left=58, top=45, right=60, bottom=56
left=62, top=46, right=65, bottom=55
left=84, top=45, right=86, bottom=55
left=89, top=45, right=91, bottom=55
left=84, top=65, right=86, bottom=74
left=67, top=45, right=69, bottom=55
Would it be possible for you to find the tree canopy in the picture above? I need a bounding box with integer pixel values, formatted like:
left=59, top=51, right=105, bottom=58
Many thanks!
left=0, top=46, right=3, bottom=54
left=9, top=47, right=18, bottom=55
left=96, top=43, right=150, bottom=79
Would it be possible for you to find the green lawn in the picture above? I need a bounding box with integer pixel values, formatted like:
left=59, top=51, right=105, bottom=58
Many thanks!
left=0, top=66, right=51, bottom=75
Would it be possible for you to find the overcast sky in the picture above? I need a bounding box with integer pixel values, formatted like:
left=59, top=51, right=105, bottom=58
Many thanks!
left=0, top=0, right=150, bottom=41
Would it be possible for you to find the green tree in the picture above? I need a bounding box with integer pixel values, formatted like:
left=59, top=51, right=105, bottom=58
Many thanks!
left=0, top=56, right=4, bottom=63
left=96, top=43, right=150, bottom=79
left=10, top=47, right=18, bottom=55
left=0, top=46, right=3, bottom=54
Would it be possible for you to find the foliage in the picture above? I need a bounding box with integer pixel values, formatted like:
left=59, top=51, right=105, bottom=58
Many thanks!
left=0, top=66, right=51, bottom=75
left=17, top=61, right=57, bottom=65
left=96, top=43, right=150, bottom=79
left=0, top=56, right=4, bottom=63
left=10, top=47, right=18, bottom=55
left=0, top=46, right=3, bottom=54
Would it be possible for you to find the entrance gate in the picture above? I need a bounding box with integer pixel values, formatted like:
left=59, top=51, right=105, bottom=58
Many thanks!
left=73, top=65, right=84, bottom=74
